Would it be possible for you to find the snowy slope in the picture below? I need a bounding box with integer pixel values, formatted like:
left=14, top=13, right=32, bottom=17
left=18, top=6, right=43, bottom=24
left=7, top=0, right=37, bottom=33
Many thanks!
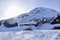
left=0, top=7, right=60, bottom=31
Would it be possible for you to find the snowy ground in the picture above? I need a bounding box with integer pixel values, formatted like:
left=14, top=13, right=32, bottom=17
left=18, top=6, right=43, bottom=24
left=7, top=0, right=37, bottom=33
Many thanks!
left=0, top=30, right=60, bottom=40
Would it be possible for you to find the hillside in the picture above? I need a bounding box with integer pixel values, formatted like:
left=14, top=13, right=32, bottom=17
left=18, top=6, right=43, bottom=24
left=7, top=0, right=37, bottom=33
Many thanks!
left=0, top=7, right=60, bottom=31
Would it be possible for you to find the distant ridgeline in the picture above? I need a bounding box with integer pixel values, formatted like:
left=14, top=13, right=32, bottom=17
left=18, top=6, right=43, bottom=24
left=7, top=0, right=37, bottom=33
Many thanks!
left=0, top=7, right=60, bottom=30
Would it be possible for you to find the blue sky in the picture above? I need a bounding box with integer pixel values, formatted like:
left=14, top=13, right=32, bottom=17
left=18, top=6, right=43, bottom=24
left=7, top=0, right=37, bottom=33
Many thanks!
left=0, top=0, right=60, bottom=20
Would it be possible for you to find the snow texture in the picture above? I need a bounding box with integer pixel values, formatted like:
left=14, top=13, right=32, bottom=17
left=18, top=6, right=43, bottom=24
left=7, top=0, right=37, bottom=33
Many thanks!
left=0, top=30, right=60, bottom=40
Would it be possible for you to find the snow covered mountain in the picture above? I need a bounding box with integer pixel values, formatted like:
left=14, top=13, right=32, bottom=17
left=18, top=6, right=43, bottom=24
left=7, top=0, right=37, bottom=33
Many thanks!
left=0, top=7, right=60, bottom=31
